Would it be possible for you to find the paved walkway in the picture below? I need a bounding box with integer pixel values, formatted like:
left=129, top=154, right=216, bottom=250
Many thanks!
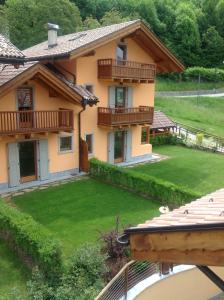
left=0, top=173, right=88, bottom=199
left=156, top=89, right=224, bottom=98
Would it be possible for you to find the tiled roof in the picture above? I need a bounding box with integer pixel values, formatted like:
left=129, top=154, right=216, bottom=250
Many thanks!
left=0, top=62, right=37, bottom=86
left=151, top=111, right=175, bottom=130
left=131, top=189, right=224, bottom=230
left=0, top=62, right=98, bottom=102
left=23, top=20, right=139, bottom=60
left=0, top=34, right=25, bottom=60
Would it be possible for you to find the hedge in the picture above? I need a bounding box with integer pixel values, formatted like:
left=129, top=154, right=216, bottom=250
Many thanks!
left=89, top=159, right=200, bottom=207
left=0, top=201, right=63, bottom=283
left=150, top=134, right=183, bottom=146
left=158, top=66, right=224, bottom=82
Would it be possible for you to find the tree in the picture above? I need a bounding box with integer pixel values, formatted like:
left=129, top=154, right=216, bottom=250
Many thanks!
left=100, top=9, right=129, bottom=26
left=0, top=5, right=8, bottom=36
left=201, top=26, right=224, bottom=67
left=215, top=0, right=224, bottom=37
left=82, top=16, right=100, bottom=30
left=5, top=0, right=82, bottom=49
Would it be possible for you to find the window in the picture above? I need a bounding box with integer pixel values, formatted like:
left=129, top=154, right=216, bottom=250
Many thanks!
left=59, top=134, right=73, bottom=152
left=17, top=87, right=33, bottom=110
left=115, top=87, right=127, bottom=108
left=86, top=134, right=93, bottom=154
left=141, top=127, right=150, bottom=144
left=85, top=84, right=94, bottom=94
left=116, top=44, right=127, bottom=61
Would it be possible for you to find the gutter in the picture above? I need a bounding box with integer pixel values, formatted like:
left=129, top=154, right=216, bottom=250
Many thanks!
left=78, top=101, right=86, bottom=172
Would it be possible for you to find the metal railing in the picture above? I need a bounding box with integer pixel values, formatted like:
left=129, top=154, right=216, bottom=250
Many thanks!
left=96, top=260, right=159, bottom=300
left=173, top=122, right=224, bottom=153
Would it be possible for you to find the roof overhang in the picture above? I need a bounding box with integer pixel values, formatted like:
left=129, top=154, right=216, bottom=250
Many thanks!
left=69, top=20, right=184, bottom=73
left=125, top=223, right=224, bottom=266
left=0, top=63, right=82, bottom=105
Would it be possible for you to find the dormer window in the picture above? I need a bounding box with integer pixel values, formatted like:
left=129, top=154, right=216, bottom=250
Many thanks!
left=116, top=44, right=127, bottom=62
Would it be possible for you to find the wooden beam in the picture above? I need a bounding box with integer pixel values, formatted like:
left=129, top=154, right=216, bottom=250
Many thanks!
left=130, top=230, right=224, bottom=266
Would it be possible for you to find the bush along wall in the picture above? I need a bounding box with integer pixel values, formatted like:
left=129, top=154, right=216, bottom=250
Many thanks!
left=150, top=134, right=183, bottom=147
left=0, top=201, right=63, bottom=284
left=90, top=159, right=200, bottom=207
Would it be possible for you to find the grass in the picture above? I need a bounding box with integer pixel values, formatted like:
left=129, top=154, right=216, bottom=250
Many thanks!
left=0, top=240, right=28, bottom=297
left=130, top=145, right=224, bottom=195
left=14, top=179, right=160, bottom=257
left=156, top=79, right=224, bottom=91
left=155, top=96, right=224, bottom=137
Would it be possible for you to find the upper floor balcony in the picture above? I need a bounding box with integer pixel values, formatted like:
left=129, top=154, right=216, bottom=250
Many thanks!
left=98, top=59, right=156, bottom=83
left=97, top=106, right=154, bottom=127
left=0, top=110, right=74, bottom=135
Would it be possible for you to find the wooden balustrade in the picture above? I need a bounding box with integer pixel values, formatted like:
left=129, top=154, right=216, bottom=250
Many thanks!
left=98, top=106, right=154, bottom=127
left=98, top=59, right=156, bottom=82
left=0, top=110, right=74, bottom=135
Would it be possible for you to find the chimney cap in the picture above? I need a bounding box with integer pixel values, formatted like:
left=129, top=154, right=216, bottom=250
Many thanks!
left=47, top=23, right=59, bottom=31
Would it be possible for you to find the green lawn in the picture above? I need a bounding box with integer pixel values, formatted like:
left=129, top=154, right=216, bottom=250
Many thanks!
left=0, top=240, right=28, bottom=297
left=155, top=96, right=224, bottom=137
left=130, top=145, right=224, bottom=195
left=14, top=179, right=159, bottom=257
left=156, top=79, right=224, bottom=91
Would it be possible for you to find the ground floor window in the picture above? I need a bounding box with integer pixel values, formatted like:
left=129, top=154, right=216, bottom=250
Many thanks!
left=85, top=133, right=93, bottom=154
left=59, top=134, right=73, bottom=153
left=141, top=127, right=150, bottom=144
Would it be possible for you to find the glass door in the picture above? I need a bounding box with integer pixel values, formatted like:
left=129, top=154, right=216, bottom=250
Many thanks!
left=115, top=87, right=127, bottom=112
left=17, top=87, right=33, bottom=129
left=19, top=141, right=37, bottom=183
left=114, top=131, right=125, bottom=163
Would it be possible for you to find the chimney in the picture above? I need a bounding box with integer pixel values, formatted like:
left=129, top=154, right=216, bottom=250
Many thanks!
left=47, top=23, right=59, bottom=48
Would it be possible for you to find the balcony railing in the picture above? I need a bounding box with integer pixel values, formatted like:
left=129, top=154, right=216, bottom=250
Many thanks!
left=98, top=59, right=156, bottom=82
left=0, top=110, right=74, bottom=135
left=98, top=106, right=154, bottom=127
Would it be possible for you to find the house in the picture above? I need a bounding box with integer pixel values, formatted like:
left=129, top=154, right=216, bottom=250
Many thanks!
left=123, top=188, right=224, bottom=300
left=0, top=20, right=183, bottom=192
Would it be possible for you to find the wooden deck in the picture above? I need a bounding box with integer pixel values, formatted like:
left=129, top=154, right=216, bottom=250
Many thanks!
left=98, top=106, right=154, bottom=127
left=98, top=59, right=156, bottom=83
left=0, top=110, right=74, bottom=135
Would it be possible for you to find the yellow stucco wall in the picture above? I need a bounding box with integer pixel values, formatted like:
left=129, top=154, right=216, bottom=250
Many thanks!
left=75, top=37, right=155, bottom=161
left=0, top=80, right=80, bottom=184
left=135, top=266, right=224, bottom=300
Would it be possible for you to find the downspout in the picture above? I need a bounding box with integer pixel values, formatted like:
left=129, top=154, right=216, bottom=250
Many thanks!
left=78, top=102, right=86, bottom=172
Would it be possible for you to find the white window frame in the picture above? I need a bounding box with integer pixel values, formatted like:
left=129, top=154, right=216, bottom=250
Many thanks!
left=58, top=133, right=74, bottom=154
left=85, top=133, right=94, bottom=156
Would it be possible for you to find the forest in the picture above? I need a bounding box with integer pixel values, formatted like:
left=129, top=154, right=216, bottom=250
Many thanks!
left=0, top=0, right=224, bottom=68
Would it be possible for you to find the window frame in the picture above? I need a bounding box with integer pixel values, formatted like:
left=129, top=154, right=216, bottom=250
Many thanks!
left=141, top=126, right=150, bottom=144
left=58, top=133, right=74, bottom=154
left=85, top=133, right=94, bottom=156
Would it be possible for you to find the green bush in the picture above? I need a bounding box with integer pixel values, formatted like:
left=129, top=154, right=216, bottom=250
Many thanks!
left=158, top=67, right=224, bottom=83
left=26, top=243, right=107, bottom=300
left=89, top=159, right=200, bottom=207
left=150, top=134, right=183, bottom=146
left=0, top=201, right=62, bottom=284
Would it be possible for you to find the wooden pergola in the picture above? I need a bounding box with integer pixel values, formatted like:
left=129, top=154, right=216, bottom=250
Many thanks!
left=123, top=189, right=224, bottom=291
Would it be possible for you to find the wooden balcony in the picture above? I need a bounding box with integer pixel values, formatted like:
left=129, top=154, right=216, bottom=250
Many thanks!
left=0, top=110, right=74, bottom=135
left=98, top=106, right=154, bottom=127
left=98, top=59, right=156, bottom=83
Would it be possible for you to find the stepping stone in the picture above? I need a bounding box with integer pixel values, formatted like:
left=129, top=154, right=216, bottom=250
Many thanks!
left=39, top=186, right=48, bottom=190
left=1, top=193, right=12, bottom=199
left=13, top=192, right=24, bottom=197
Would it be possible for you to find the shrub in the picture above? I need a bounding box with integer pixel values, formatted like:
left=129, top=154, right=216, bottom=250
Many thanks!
left=0, top=201, right=63, bottom=284
left=99, top=217, right=130, bottom=281
left=26, top=243, right=107, bottom=300
left=150, top=134, right=183, bottom=146
left=89, top=159, right=200, bottom=207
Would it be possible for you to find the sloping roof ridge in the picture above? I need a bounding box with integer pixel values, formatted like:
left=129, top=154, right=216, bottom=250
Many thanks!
left=0, top=34, right=25, bottom=59
left=23, top=19, right=140, bottom=54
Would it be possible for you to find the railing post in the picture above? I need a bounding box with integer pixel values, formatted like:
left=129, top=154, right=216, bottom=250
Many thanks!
left=124, top=265, right=129, bottom=300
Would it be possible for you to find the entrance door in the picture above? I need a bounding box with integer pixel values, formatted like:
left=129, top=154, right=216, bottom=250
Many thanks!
left=114, top=131, right=125, bottom=163
left=19, top=141, right=37, bottom=183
